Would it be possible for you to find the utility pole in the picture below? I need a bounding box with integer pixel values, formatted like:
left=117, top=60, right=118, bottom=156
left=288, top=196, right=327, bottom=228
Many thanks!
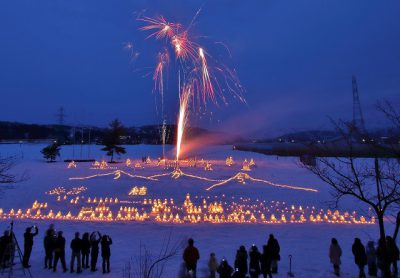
left=352, top=76, right=366, bottom=134
left=56, top=106, right=66, bottom=125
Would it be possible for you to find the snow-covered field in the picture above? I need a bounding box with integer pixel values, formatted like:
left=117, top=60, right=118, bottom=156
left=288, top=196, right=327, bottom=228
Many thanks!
left=0, top=143, right=390, bottom=277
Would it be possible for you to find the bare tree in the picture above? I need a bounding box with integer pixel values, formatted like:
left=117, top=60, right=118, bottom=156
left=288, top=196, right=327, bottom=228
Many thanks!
left=123, top=232, right=185, bottom=278
left=303, top=112, right=400, bottom=277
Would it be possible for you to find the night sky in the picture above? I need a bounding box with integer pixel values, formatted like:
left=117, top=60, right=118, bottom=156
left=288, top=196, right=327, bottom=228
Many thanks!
left=1, top=0, right=399, bottom=137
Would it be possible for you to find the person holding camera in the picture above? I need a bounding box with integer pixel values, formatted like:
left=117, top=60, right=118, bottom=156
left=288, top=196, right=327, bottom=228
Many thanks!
left=23, top=225, right=38, bottom=268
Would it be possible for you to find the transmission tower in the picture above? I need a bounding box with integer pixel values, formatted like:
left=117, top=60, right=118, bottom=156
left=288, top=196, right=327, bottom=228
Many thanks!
left=56, top=106, right=66, bottom=125
left=352, top=76, right=366, bottom=134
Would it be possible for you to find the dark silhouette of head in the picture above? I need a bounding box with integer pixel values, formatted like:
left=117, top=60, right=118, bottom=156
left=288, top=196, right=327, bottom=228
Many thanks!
left=269, top=234, right=274, bottom=239
left=188, top=238, right=194, bottom=246
left=58, top=231, right=63, bottom=237
left=239, top=245, right=246, bottom=252
left=26, top=227, right=31, bottom=233
left=331, top=238, right=338, bottom=245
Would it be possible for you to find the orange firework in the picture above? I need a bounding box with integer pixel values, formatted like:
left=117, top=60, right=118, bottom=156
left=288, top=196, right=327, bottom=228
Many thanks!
left=139, top=16, right=179, bottom=40
left=176, top=87, right=191, bottom=161
left=198, top=47, right=216, bottom=103
left=153, top=51, right=169, bottom=95
left=171, top=32, right=197, bottom=61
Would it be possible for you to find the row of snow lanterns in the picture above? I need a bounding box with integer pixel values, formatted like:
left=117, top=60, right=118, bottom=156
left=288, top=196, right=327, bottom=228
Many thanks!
left=0, top=206, right=375, bottom=224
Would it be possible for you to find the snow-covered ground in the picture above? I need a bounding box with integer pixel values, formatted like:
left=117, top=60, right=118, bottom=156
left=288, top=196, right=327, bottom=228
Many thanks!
left=0, top=143, right=391, bottom=277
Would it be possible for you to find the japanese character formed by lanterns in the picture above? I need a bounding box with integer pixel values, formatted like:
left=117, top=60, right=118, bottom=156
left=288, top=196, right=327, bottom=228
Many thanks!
left=67, top=161, right=77, bottom=168
left=226, top=156, right=234, bottom=166
left=241, top=159, right=251, bottom=171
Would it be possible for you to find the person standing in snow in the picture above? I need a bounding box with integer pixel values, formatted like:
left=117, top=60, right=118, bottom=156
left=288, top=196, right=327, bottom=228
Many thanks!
left=44, top=228, right=55, bottom=269
left=208, top=252, right=218, bottom=278
left=267, top=234, right=280, bottom=274
left=101, top=235, right=112, bottom=274
left=234, top=245, right=248, bottom=277
left=386, top=236, right=399, bottom=275
left=53, top=231, right=67, bottom=272
left=22, top=225, right=38, bottom=268
left=329, top=238, right=342, bottom=276
left=183, top=238, right=200, bottom=277
left=249, top=245, right=261, bottom=278
left=260, top=244, right=273, bottom=278
left=70, top=232, right=82, bottom=273
left=352, top=238, right=367, bottom=278
left=366, top=241, right=377, bottom=276
left=217, top=259, right=233, bottom=278
left=90, top=231, right=101, bottom=272
left=81, top=232, right=90, bottom=269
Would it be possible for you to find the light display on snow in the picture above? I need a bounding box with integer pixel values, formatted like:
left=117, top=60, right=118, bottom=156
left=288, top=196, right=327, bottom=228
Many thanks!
left=0, top=193, right=375, bottom=225
left=128, top=186, right=147, bottom=196
left=46, top=186, right=87, bottom=196
left=91, top=160, right=116, bottom=170
left=67, top=161, right=77, bottom=168
left=226, top=156, right=234, bottom=166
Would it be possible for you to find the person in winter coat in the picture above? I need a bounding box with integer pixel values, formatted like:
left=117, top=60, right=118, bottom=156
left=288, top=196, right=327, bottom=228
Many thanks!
left=267, top=234, right=280, bottom=274
left=249, top=245, right=261, bottom=278
left=208, top=252, right=218, bottom=278
left=81, top=232, right=90, bottom=269
left=101, top=235, right=112, bottom=273
left=70, top=232, right=82, bottom=273
left=386, top=236, right=399, bottom=275
left=22, top=226, right=38, bottom=268
left=366, top=241, right=377, bottom=276
left=183, top=238, right=200, bottom=277
left=217, top=259, right=233, bottom=278
left=261, top=244, right=273, bottom=278
left=44, top=228, right=55, bottom=269
left=234, top=245, right=248, bottom=277
left=329, top=238, right=342, bottom=276
left=352, top=238, right=367, bottom=278
left=0, top=230, right=12, bottom=268
left=90, top=231, right=101, bottom=272
left=53, top=231, right=67, bottom=272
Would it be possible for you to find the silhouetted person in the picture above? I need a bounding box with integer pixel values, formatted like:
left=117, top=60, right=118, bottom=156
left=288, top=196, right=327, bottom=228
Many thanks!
left=366, top=241, right=377, bottom=276
left=386, top=236, right=399, bottom=275
left=267, top=234, right=280, bottom=274
left=44, top=228, right=55, bottom=269
left=376, top=237, right=389, bottom=277
left=53, top=231, right=67, bottom=272
left=101, top=235, right=112, bottom=274
left=22, top=226, right=38, bottom=268
left=90, top=231, right=101, bottom=272
left=0, top=230, right=12, bottom=268
left=352, top=238, right=367, bottom=278
left=217, top=259, right=233, bottom=278
left=183, top=238, right=200, bottom=277
left=70, top=232, right=82, bottom=273
left=208, top=253, right=218, bottom=278
left=249, top=245, right=261, bottom=278
left=234, top=245, right=248, bottom=277
left=261, top=244, right=273, bottom=278
left=81, top=232, right=90, bottom=269
left=329, top=238, right=342, bottom=276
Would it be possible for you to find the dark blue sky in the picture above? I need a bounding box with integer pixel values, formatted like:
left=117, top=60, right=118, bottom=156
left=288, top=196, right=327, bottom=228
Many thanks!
left=1, top=0, right=399, bottom=137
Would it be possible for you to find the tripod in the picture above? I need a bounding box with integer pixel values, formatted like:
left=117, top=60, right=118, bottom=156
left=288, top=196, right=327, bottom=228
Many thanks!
left=0, top=222, right=33, bottom=278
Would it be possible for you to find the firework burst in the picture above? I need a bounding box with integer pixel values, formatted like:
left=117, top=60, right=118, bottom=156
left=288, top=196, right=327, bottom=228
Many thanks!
left=137, top=13, right=245, bottom=159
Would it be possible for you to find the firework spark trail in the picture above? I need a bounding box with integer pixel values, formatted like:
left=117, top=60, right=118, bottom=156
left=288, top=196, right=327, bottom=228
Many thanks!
left=198, top=47, right=216, bottom=103
left=176, top=87, right=191, bottom=161
left=138, top=16, right=178, bottom=39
